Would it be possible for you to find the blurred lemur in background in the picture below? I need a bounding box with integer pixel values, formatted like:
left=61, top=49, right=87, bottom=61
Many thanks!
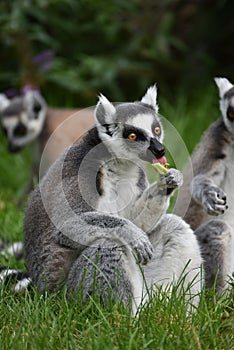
left=22, top=86, right=202, bottom=314
left=175, top=77, right=234, bottom=292
left=0, top=89, right=94, bottom=202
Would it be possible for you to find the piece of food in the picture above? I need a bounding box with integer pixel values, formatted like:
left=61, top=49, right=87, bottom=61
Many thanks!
left=152, top=162, right=169, bottom=175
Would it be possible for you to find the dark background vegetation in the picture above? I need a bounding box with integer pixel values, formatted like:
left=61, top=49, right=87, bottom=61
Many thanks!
left=1, top=0, right=234, bottom=198
left=0, top=0, right=234, bottom=107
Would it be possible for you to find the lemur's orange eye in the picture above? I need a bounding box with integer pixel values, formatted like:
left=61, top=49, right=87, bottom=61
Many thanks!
left=127, top=133, right=137, bottom=141
left=154, top=127, right=161, bottom=135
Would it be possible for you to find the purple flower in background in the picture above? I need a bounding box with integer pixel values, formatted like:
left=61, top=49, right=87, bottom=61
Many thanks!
left=32, top=49, right=55, bottom=73
left=5, top=88, right=20, bottom=98
left=3, top=50, right=55, bottom=97
left=21, top=85, right=40, bottom=95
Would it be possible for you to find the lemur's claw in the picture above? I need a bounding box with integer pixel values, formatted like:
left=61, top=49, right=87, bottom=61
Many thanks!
left=202, top=186, right=228, bottom=216
left=132, top=236, right=153, bottom=265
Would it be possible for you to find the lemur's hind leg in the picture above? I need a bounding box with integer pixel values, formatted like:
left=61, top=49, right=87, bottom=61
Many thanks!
left=143, top=214, right=203, bottom=308
left=195, top=219, right=233, bottom=291
left=66, top=239, right=144, bottom=315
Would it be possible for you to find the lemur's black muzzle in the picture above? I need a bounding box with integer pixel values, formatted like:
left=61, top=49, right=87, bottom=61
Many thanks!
left=13, top=123, right=27, bottom=137
left=141, top=137, right=165, bottom=162
left=149, top=137, right=165, bottom=158
left=8, top=123, right=27, bottom=152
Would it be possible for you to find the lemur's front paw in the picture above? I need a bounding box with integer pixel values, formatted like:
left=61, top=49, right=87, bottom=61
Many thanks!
left=202, top=186, right=228, bottom=216
left=131, top=234, right=153, bottom=265
left=160, top=169, right=183, bottom=190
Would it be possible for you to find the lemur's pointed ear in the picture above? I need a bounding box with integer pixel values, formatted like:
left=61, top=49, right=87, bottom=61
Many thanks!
left=141, top=85, right=158, bottom=112
left=0, top=94, right=10, bottom=112
left=95, top=94, right=116, bottom=125
left=214, top=77, right=233, bottom=98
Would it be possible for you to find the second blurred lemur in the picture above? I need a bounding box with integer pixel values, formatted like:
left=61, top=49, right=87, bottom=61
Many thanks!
left=0, top=90, right=94, bottom=203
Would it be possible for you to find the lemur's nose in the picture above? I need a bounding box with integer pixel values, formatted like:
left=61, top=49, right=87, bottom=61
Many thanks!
left=148, top=138, right=165, bottom=158
left=13, top=123, right=27, bottom=137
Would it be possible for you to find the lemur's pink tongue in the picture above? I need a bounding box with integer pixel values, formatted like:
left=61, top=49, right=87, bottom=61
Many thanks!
left=152, top=156, right=167, bottom=165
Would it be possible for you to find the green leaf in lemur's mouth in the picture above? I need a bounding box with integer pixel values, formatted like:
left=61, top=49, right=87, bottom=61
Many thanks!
left=151, top=162, right=169, bottom=175
left=151, top=156, right=169, bottom=175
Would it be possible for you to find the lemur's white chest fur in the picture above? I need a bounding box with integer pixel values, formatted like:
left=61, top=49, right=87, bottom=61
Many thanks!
left=220, top=143, right=234, bottom=270
left=205, top=141, right=234, bottom=273
left=97, top=160, right=142, bottom=217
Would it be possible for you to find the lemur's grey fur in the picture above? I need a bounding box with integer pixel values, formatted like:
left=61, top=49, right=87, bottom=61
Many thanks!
left=0, top=90, right=94, bottom=203
left=174, top=77, right=234, bottom=291
left=23, top=86, right=202, bottom=314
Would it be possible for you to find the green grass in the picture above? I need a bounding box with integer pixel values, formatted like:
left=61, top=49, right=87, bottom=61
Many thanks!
left=0, top=89, right=233, bottom=349
left=0, top=283, right=233, bottom=349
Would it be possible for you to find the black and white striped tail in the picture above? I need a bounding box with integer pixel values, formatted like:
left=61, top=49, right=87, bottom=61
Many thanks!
left=0, top=239, right=31, bottom=292
left=0, top=266, right=32, bottom=292
left=0, top=240, right=24, bottom=260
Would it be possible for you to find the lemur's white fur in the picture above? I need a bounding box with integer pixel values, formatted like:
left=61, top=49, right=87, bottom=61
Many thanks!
left=130, top=114, right=157, bottom=137
left=0, top=94, right=10, bottom=110
left=214, top=77, right=233, bottom=98
left=14, top=277, right=32, bottom=293
left=97, top=94, right=116, bottom=122
left=141, top=84, right=158, bottom=113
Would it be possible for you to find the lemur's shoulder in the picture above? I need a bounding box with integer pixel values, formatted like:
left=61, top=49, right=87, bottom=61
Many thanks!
left=204, top=117, right=230, bottom=144
left=191, top=117, right=231, bottom=175
left=60, top=127, right=104, bottom=176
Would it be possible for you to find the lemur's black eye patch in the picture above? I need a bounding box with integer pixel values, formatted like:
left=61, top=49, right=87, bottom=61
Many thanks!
left=151, top=122, right=162, bottom=136
left=122, top=126, right=147, bottom=142
left=2, top=104, right=22, bottom=117
left=33, top=102, right=42, bottom=114
left=227, top=106, right=234, bottom=120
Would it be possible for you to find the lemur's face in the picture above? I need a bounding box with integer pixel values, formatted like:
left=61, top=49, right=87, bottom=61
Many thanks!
left=95, top=86, right=166, bottom=165
left=215, top=77, right=234, bottom=134
left=0, top=91, right=47, bottom=152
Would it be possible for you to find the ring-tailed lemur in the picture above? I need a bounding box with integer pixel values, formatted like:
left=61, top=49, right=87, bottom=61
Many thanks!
left=0, top=89, right=94, bottom=201
left=174, top=77, right=234, bottom=291
left=22, top=85, right=202, bottom=314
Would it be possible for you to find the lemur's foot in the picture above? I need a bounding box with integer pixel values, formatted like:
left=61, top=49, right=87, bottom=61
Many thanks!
left=202, top=186, right=228, bottom=216
left=160, top=169, right=183, bottom=189
left=131, top=234, right=153, bottom=265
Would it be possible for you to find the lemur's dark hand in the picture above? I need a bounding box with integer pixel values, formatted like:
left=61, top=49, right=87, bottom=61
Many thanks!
left=201, top=186, right=228, bottom=216
left=159, top=169, right=183, bottom=191
left=131, top=233, right=153, bottom=265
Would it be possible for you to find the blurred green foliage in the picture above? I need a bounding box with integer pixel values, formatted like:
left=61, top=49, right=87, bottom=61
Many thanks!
left=0, top=0, right=234, bottom=106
